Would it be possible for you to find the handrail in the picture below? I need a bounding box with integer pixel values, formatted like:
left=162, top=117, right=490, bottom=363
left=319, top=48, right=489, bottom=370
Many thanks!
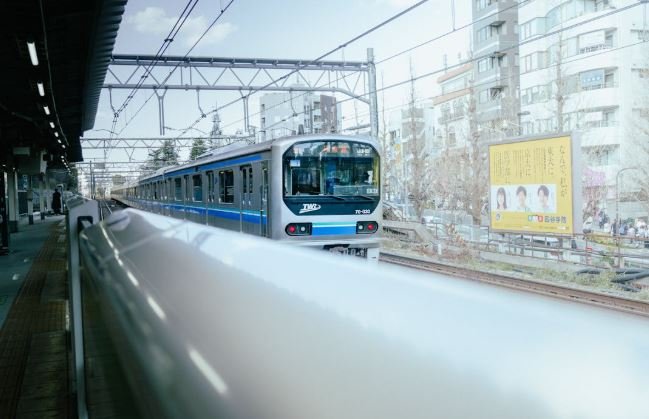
left=78, top=208, right=649, bottom=418
left=65, top=196, right=99, bottom=419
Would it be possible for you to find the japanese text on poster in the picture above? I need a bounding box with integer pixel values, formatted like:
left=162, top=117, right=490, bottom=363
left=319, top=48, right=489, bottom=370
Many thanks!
left=490, top=136, right=573, bottom=234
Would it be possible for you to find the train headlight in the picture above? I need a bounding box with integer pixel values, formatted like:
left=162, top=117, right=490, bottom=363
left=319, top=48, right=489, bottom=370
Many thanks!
left=357, top=221, right=378, bottom=234
left=285, top=223, right=312, bottom=236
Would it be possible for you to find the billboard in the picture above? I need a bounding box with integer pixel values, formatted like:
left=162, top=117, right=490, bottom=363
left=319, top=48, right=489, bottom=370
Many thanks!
left=489, top=135, right=581, bottom=235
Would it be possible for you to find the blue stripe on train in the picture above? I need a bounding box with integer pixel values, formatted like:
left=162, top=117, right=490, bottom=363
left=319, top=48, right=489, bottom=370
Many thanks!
left=130, top=200, right=365, bottom=235
left=135, top=200, right=267, bottom=225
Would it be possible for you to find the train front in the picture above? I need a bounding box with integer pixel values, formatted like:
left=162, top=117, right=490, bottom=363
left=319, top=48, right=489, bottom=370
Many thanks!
left=271, top=136, right=382, bottom=260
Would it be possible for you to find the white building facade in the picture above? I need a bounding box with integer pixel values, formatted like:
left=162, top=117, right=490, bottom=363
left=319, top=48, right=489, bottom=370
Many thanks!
left=472, top=0, right=521, bottom=138
left=259, top=90, right=342, bottom=141
left=433, top=62, right=474, bottom=152
left=518, top=0, right=649, bottom=216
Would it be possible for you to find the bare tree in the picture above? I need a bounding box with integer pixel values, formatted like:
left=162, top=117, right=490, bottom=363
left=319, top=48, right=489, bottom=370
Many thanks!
left=404, top=63, right=431, bottom=218
left=626, top=63, right=649, bottom=216
left=379, top=72, right=393, bottom=202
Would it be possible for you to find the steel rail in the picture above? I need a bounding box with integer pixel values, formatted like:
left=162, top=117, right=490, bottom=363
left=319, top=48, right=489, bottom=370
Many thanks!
left=380, top=251, right=649, bottom=318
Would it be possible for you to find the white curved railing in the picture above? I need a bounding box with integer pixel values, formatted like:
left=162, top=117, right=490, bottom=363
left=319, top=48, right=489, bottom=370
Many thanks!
left=77, top=208, right=649, bottom=419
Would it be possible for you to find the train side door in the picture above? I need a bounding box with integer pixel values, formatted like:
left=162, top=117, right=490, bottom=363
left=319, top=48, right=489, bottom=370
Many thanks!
left=260, top=162, right=269, bottom=237
left=239, top=165, right=252, bottom=233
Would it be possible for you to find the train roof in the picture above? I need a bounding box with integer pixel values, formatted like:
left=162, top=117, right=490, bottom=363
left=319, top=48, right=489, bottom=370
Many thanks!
left=114, top=134, right=375, bottom=189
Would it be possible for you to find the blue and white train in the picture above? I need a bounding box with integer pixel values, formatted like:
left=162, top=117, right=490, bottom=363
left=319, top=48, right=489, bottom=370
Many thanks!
left=111, top=134, right=382, bottom=260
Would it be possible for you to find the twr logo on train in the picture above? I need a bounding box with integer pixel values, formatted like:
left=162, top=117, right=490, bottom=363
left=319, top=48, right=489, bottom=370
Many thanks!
left=299, top=203, right=321, bottom=214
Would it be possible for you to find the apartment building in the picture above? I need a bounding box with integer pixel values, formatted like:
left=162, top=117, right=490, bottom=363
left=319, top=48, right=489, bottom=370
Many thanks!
left=472, top=0, right=521, bottom=138
left=432, top=62, right=474, bottom=152
left=259, top=90, right=341, bottom=141
left=518, top=0, right=649, bottom=215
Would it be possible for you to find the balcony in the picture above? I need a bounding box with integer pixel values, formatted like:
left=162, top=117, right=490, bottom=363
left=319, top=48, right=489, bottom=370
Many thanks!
left=438, top=111, right=465, bottom=124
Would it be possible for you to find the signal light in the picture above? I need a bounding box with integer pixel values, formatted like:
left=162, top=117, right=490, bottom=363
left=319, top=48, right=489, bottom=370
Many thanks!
left=285, top=223, right=312, bottom=236
left=357, top=221, right=378, bottom=234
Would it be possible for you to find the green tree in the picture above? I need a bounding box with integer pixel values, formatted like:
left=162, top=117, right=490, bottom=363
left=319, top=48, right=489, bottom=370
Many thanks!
left=189, top=138, right=207, bottom=160
left=142, top=139, right=179, bottom=171
left=159, top=139, right=179, bottom=165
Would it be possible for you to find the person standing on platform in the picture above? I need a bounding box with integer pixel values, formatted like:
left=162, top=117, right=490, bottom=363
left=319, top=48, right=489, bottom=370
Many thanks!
left=52, top=188, right=62, bottom=215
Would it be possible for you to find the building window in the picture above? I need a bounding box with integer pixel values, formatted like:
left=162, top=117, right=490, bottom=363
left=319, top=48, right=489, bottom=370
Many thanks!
left=453, top=99, right=464, bottom=117
left=631, top=29, right=649, bottom=41
left=447, top=127, right=456, bottom=147
left=476, top=0, right=497, bottom=11
left=579, top=68, right=615, bottom=90
left=477, top=24, right=500, bottom=43
left=521, top=51, right=548, bottom=73
left=218, top=170, right=234, bottom=204
left=584, top=145, right=619, bottom=166
left=478, top=89, right=490, bottom=104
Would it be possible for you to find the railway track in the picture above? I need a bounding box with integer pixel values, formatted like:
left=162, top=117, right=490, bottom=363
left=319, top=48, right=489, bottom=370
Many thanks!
left=380, top=251, right=649, bottom=318
left=99, top=199, right=123, bottom=221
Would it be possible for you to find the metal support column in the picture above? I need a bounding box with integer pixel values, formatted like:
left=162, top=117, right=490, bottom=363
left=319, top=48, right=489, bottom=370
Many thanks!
left=27, top=176, right=34, bottom=225
left=154, top=88, right=167, bottom=136
left=242, top=93, right=250, bottom=135
left=7, top=171, right=18, bottom=233
left=367, top=48, right=379, bottom=140
left=39, top=175, right=46, bottom=220
left=66, top=197, right=99, bottom=419
left=0, top=172, right=9, bottom=253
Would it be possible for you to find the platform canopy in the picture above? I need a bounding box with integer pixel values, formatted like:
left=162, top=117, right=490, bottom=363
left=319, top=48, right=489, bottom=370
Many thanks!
left=0, top=0, right=127, bottom=165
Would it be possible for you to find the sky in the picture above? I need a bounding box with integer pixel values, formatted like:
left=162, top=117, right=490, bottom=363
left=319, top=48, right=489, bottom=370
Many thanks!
left=85, top=0, right=473, bottom=167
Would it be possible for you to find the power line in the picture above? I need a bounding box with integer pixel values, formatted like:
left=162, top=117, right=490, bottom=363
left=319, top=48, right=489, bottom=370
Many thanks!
left=218, top=0, right=529, bottom=132
left=223, top=0, right=646, bottom=133
left=376, top=0, right=530, bottom=65
left=348, top=39, right=646, bottom=125
left=112, top=0, right=199, bottom=119
left=224, top=2, right=645, bottom=133
left=171, top=0, right=432, bottom=139
left=232, top=38, right=647, bottom=136
left=115, top=0, right=238, bottom=136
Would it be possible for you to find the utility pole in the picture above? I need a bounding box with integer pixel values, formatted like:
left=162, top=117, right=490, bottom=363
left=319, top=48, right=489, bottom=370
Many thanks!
left=367, top=48, right=379, bottom=139
left=615, top=167, right=639, bottom=267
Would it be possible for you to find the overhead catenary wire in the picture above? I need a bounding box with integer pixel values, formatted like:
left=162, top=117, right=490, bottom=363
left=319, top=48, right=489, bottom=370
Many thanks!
left=112, top=0, right=200, bottom=119
left=115, top=0, right=237, bottom=137
left=346, top=39, right=649, bottom=126
left=217, top=0, right=531, bottom=132
left=219, top=1, right=645, bottom=133
left=170, top=0, right=432, bottom=140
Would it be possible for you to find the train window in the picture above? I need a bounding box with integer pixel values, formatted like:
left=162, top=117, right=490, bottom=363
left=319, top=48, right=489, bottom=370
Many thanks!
left=192, top=174, right=203, bottom=202
left=262, top=167, right=268, bottom=204
left=184, top=175, right=191, bottom=201
left=242, top=168, right=248, bottom=194
left=248, top=168, right=253, bottom=195
left=174, top=178, right=182, bottom=200
left=283, top=141, right=380, bottom=197
left=206, top=171, right=215, bottom=203
left=219, top=170, right=234, bottom=203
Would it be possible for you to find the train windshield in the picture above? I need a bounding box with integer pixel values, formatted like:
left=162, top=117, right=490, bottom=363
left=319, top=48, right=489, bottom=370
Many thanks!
left=283, top=141, right=379, bottom=197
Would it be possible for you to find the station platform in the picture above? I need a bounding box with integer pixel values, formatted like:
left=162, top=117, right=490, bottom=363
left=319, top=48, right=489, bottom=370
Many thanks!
left=0, top=215, right=73, bottom=418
